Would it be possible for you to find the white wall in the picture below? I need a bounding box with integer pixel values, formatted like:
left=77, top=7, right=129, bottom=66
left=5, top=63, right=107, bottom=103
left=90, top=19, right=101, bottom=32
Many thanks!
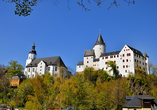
left=119, top=45, right=135, bottom=77
left=76, top=65, right=84, bottom=72
left=93, top=44, right=106, bottom=58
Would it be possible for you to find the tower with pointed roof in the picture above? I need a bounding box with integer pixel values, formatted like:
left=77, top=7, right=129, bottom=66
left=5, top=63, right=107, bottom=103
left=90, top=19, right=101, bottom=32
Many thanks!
left=93, top=33, right=106, bottom=58
left=25, top=42, right=37, bottom=67
left=24, top=42, right=71, bottom=78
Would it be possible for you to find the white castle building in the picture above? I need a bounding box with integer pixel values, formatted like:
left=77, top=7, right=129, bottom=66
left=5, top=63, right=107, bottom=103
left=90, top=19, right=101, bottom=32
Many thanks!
left=76, top=33, right=150, bottom=77
left=24, top=43, right=71, bottom=78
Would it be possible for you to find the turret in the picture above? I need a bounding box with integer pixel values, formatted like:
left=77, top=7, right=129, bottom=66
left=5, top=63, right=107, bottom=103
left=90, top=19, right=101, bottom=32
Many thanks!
left=93, top=33, right=106, bottom=58
left=25, top=42, right=37, bottom=66
left=143, top=52, right=150, bottom=74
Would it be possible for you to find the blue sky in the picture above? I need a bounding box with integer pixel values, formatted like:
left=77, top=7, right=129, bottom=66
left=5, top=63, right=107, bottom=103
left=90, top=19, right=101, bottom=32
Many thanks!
left=0, top=0, right=157, bottom=73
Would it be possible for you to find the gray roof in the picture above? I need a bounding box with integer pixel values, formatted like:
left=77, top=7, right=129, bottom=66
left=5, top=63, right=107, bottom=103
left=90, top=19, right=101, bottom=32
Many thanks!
left=123, top=95, right=155, bottom=108
left=143, top=52, right=149, bottom=58
left=93, top=33, right=105, bottom=47
left=84, top=50, right=95, bottom=57
left=100, top=51, right=120, bottom=57
left=154, top=99, right=157, bottom=104
left=26, top=56, right=67, bottom=68
left=77, top=61, right=84, bottom=65
left=127, top=45, right=143, bottom=56
left=93, top=58, right=99, bottom=62
left=11, top=73, right=27, bottom=79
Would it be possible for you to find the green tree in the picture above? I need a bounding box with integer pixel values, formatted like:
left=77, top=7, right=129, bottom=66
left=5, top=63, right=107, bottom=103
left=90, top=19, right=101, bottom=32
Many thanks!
left=7, top=60, right=24, bottom=77
left=16, top=79, right=34, bottom=107
left=107, top=61, right=119, bottom=79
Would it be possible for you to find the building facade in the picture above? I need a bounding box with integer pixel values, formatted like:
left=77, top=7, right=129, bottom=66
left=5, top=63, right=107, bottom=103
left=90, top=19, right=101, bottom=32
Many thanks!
left=24, top=43, right=71, bottom=78
left=76, top=33, right=150, bottom=77
left=122, top=95, right=157, bottom=110
left=10, top=73, right=27, bottom=87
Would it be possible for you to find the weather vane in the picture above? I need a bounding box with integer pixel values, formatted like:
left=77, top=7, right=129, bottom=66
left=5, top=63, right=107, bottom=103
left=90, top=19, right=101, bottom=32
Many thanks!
left=99, top=29, right=101, bottom=34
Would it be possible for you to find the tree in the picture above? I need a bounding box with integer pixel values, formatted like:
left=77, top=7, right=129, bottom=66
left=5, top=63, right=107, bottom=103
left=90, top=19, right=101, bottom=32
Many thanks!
left=3, top=0, right=135, bottom=17
left=6, top=60, right=24, bottom=77
left=107, top=61, right=119, bottom=79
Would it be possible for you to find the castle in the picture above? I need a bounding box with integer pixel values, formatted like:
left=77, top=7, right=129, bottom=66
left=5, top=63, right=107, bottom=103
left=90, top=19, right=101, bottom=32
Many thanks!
left=24, top=43, right=71, bottom=78
left=76, top=33, right=149, bottom=77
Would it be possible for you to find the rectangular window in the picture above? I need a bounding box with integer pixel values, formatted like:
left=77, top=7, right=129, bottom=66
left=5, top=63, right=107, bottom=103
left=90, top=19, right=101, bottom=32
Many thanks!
left=123, top=65, right=125, bottom=68
left=55, top=67, right=57, bottom=71
left=105, top=62, right=108, bottom=65
left=127, top=53, right=131, bottom=56
left=102, top=57, right=104, bottom=59
left=110, top=56, right=113, bottom=58
left=123, top=59, right=125, bottom=62
left=33, top=68, right=35, bottom=72
left=125, top=70, right=127, bottom=73
left=144, top=101, right=150, bottom=103
left=105, top=56, right=108, bottom=59
left=117, top=55, right=119, bottom=57
left=117, top=66, right=119, bottom=69
left=123, top=54, right=125, bottom=57
left=87, top=61, right=89, bottom=63
left=28, top=68, right=30, bottom=72
left=48, top=67, right=50, bottom=71
left=114, top=61, right=116, bottom=63
left=126, top=59, right=128, bottom=62
left=126, top=65, right=128, bottom=68
left=114, top=55, right=116, bottom=58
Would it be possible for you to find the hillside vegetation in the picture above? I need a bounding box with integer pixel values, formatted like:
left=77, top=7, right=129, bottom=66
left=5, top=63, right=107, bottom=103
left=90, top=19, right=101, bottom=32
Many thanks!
left=0, top=61, right=157, bottom=110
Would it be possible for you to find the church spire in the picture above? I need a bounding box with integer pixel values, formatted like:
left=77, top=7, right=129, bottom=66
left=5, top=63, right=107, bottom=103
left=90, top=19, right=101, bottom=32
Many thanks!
left=29, top=41, right=37, bottom=55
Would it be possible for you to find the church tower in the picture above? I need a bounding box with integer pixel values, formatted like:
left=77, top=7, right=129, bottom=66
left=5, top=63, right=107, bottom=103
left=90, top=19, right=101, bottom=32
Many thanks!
left=25, top=42, right=37, bottom=66
left=93, top=33, right=106, bottom=58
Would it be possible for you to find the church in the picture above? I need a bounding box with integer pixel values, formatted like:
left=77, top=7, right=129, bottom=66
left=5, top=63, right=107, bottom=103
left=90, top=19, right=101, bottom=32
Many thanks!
left=76, top=33, right=150, bottom=77
left=24, top=43, right=71, bottom=78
